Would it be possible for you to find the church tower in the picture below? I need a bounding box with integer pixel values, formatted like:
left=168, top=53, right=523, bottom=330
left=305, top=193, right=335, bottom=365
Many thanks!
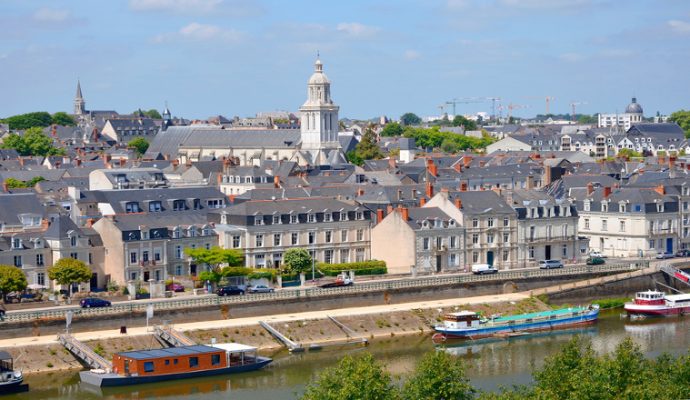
left=74, top=80, right=86, bottom=115
left=299, top=56, right=343, bottom=165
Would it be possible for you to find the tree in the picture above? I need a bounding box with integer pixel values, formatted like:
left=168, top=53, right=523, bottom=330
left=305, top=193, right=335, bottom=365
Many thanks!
left=2, top=112, right=52, bottom=130
left=349, top=128, right=384, bottom=166
left=0, top=127, right=65, bottom=157
left=0, top=265, right=27, bottom=302
left=400, top=112, right=422, bottom=126
left=577, top=114, right=598, bottom=124
left=669, top=110, right=690, bottom=138
left=48, top=258, right=92, bottom=298
left=301, top=353, right=400, bottom=400
left=128, top=138, right=150, bottom=156
left=185, top=247, right=244, bottom=272
left=283, top=248, right=312, bottom=275
left=617, top=148, right=642, bottom=159
left=51, top=112, right=76, bottom=126
left=4, top=176, right=45, bottom=189
left=452, top=115, right=477, bottom=131
left=403, top=350, right=475, bottom=400
left=380, top=122, right=404, bottom=137
left=133, top=109, right=162, bottom=119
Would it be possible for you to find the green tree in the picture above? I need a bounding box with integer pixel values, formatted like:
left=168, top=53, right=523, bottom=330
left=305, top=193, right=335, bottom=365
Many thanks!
left=282, top=248, right=312, bottom=275
left=51, top=112, right=76, bottom=126
left=185, top=247, right=244, bottom=272
left=669, top=110, right=690, bottom=138
left=47, top=258, right=92, bottom=298
left=0, top=265, right=28, bottom=302
left=133, top=109, right=162, bottom=119
left=128, top=137, right=150, bottom=156
left=301, top=353, right=400, bottom=400
left=4, top=176, right=45, bottom=189
left=452, top=115, right=477, bottom=130
left=380, top=122, right=404, bottom=137
left=577, top=114, right=598, bottom=124
left=197, top=270, right=221, bottom=284
left=2, top=112, right=52, bottom=130
left=349, top=128, right=384, bottom=166
left=400, top=112, right=422, bottom=126
left=617, top=148, right=642, bottom=159
left=403, top=350, right=475, bottom=400
left=0, top=127, right=65, bottom=156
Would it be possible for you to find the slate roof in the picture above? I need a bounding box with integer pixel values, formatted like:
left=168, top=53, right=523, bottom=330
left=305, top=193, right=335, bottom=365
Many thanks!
left=0, top=193, right=45, bottom=225
left=109, top=212, right=212, bottom=231
left=43, top=215, right=82, bottom=240
left=448, top=190, right=515, bottom=216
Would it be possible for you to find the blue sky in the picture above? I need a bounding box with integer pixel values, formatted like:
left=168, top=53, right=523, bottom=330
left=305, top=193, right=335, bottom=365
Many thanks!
left=1, top=0, right=689, bottom=120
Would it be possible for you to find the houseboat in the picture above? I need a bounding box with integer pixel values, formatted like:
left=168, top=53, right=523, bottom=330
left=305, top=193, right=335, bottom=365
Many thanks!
left=624, top=290, right=690, bottom=317
left=79, top=343, right=271, bottom=387
left=0, top=351, right=28, bottom=394
left=433, top=305, right=599, bottom=340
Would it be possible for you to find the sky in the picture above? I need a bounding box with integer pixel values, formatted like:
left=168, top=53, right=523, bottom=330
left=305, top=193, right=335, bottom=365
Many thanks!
left=1, top=0, right=690, bottom=121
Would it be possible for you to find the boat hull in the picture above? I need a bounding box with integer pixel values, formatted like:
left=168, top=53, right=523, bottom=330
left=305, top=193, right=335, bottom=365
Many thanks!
left=624, top=303, right=690, bottom=317
left=0, top=379, right=28, bottom=395
left=79, top=357, right=272, bottom=387
left=434, top=309, right=599, bottom=340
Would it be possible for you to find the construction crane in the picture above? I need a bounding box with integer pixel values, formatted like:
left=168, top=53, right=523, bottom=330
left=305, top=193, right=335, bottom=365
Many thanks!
left=545, top=96, right=555, bottom=115
left=445, top=97, right=483, bottom=117
left=485, top=97, right=501, bottom=121
left=507, top=103, right=529, bottom=120
left=437, top=104, right=446, bottom=117
left=569, top=101, right=588, bottom=121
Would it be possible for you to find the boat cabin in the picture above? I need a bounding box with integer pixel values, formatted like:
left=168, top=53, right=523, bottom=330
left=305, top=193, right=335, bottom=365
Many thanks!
left=442, top=311, right=481, bottom=329
left=664, top=293, right=690, bottom=307
left=0, top=351, right=15, bottom=375
left=209, top=343, right=260, bottom=366
left=633, top=290, right=665, bottom=305
left=112, top=345, right=227, bottom=377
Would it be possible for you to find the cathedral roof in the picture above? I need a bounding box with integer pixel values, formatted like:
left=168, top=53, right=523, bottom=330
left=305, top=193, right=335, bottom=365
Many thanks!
left=625, top=97, right=643, bottom=114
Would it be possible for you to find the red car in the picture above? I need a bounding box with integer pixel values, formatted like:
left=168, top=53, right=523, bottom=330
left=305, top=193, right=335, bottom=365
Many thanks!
left=166, top=283, right=185, bottom=292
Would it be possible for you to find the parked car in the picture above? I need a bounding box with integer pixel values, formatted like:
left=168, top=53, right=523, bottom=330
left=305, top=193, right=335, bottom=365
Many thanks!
left=586, top=257, right=605, bottom=265
left=165, top=283, right=185, bottom=292
left=471, top=264, right=498, bottom=275
left=79, top=298, right=112, bottom=308
left=656, top=252, right=675, bottom=259
left=538, top=259, right=564, bottom=269
left=248, top=285, right=275, bottom=293
left=589, top=251, right=604, bottom=258
left=319, top=275, right=354, bottom=288
left=216, top=285, right=245, bottom=296
left=676, top=249, right=690, bottom=257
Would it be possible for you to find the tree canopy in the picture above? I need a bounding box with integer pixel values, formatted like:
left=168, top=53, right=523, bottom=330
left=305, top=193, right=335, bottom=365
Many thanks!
left=452, top=115, right=478, bottom=131
left=347, top=128, right=384, bottom=166
left=402, top=350, right=475, bottom=400
left=400, top=112, right=422, bottom=126
left=403, top=126, right=494, bottom=153
left=1, top=112, right=52, bottom=130
left=380, top=122, right=404, bottom=137
left=4, top=176, right=45, bottom=189
left=133, top=109, right=162, bottom=119
left=48, top=258, right=92, bottom=297
left=0, top=127, right=66, bottom=156
left=185, top=247, right=244, bottom=271
left=51, top=112, right=76, bottom=126
left=669, top=110, right=690, bottom=138
left=128, top=137, right=150, bottom=156
left=282, top=248, right=312, bottom=274
left=0, top=265, right=27, bottom=301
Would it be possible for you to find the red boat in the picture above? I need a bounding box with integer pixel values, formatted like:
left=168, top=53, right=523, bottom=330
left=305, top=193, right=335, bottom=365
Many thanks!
left=624, top=290, right=690, bottom=316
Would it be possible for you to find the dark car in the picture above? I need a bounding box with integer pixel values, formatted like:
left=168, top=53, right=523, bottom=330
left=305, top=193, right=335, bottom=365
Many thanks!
left=79, top=298, right=112, bottom=308
left=676, top=249, right=690, bottom=257
left=586, top=257, right=605, bottom=265
left=247, top=285, right=274, bottom=293
left=166, top=283, right=185, bottom=292
left=216, top=285, right=245, bottom=296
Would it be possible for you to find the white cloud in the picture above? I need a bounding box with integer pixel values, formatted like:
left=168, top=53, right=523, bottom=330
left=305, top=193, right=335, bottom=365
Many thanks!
left=404, top=50, right=421, bottom=60
left=33, top=8, right=71, bottom=22
left=336, top=22, right=380, bottom=38
left=668, top=20, right=690, bottom=34
left=129, top=0, right=222, bottom=14
left=153, top=22, right=244, bottom=43
left=559, top=52, right=585, bottom=62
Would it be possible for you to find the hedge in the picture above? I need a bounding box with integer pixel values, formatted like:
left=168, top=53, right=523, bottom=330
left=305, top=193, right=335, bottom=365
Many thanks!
left=317, top=260, right=387, bottom=276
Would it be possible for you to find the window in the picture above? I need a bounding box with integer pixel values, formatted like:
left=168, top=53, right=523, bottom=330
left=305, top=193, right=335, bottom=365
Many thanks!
left=472, top=218, right=479, bottom=228
left=620, top=204, right=626, bottom=213
left=256, top=234, right=264, bottom=247
left=340, top=249, right=349, bottom=263
left=272, top=215, right=280, bottom=224
left=232, top=235, right=240, bottom=248
left=503, top=233, right=509, bottom=243
left=356, top=211, right=363, bottom=220
left=70, top=236, right=77, bottom=247
left=142, top=231, right=149, bottom=240
left=189, top=357, right=199, bottom=368
left=144, top=362, right=154, bottom=373
left=602, top=220, right=608, bottom=231
left=11, top=238, right=21, bottom=249
left=173, top=200, right=186, bottom=211
left=142, top=251, right=149, bottom=262
left=528, top=246, right=535, bottom=259
left=649, top=239, right=655, bottom=249
left=436, top=236, right=443, bottom=249
left=307, top=214, right=315, bottom=223
left=175, top=265, right=182, bottom=275
left=211, top=354, right=221, bottom=366
left=324, top=249, right=333, bottom=264
left=340, top=212, right=348, bottom=221
left=562, top=244, right=568, bottom=257
left=487, top=234, right=494, bottom=244
left=273, top=233, right=281, bottom=246
left=176, top=246, right=182, bottom=259
left=154, top=249, right=161, bottom=261
left=207, top=199, right=222, bottom=209
left=619, top=220, right=626, bottom=232
left=254, top=216, right=264, bottom=226
left=472, top=234, right=479, bottom=245
left=584, top=201, right=590, bottom=212
left=149, top=201, right=162, bottom=212
left=584, top=218, right=590, bottom=230
left=529, top=226, right=535, bottom=241
left=503, top=217, right=509, bottom=227
left=357, top=229, right=364, bottom=241
left=423, top=238, right=430, bottom=250
left=356, top=248, right=365, bottom=262
left=291, top=233, right=298, bottom=245
left=450, top=236, right=457, bottom=248
left=308, top=231, right=315, bottom=244
left=324, top=213, right=332, bottom=222
left=125, top=202, right=140, bottom=213
left=325, top=231, right=332, bottom=243
left=13, top=255, right=21, bottom=267
left=130, top=252, right=137, bottom=264
left=449, top=253, right=457, bottom=266
left=488, top=218, right=494, bottom=227
left=502, top=250, right=509, bottom=262
left=657, top=203, right=664, bottom=212
left=601, top=203, right=608, bottom=212
left=37, top=272, right=45, bottom=286
left=193, top=199, right=202, bottom=210
left=472, top=252, right=479, bottom=263
left=36, top=254, right=44, bottom=265
left=341, top=230, right=348, bottom=242
left=290, top=215, right=298, bottom=224
left=172, top=228, right=181, bottom=239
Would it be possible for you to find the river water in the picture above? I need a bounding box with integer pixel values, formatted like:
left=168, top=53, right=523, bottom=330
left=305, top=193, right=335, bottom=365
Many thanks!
left=7, top=310, right=690, bottom=400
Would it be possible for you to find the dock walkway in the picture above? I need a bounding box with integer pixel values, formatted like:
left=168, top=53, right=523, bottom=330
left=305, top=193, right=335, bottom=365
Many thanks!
left=58, top=333, right=111, bottom=371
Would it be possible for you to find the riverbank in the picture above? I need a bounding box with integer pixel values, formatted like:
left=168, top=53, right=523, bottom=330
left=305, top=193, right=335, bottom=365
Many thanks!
left=2, top=293, right=551, bottom=374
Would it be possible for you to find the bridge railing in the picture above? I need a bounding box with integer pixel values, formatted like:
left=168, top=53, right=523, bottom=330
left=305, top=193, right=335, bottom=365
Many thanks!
left=2, top=261, right=646, bottom=323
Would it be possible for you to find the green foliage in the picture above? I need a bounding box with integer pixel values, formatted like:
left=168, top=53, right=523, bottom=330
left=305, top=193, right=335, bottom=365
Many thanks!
left=128, top=137, right=149, bottom=156
left=380, top=122, right=404, bottom=137
left=591, top=297, right=628, bottom=309
left=197, top=270, right=221, bottom=283
left=185, top=247, right=243, bottom=269
left=283, top=248, right=312, bottom=274
left=403, top=126, right=494, bottom=153
left=4, top=176, right=45, bottom=189
left=349, top=128, right=384, bottom=166
left=669, top=109, right=690, bottom=138
left=301, top=353, right=400, bottom=400
left=400, top=112, right=422, bottom=126
left=617, top=148, right=642, bottom=159
left=577, top=114, right=598, bottom=124
left=133, top=109, right=162, bottom=119
left=247, top=269, right=277, bottom=280
left=220, top=266, right=253, bottom=277
left=452, top=115, right=478, bottom=130
left=51, top=112, right=76, bottom=126
left=2, top=112, right=52, bottom=130
left=0, top=265, right=28, bottom=299
left=318, top=260, right=387, bottom=276
left=1, top=127, right=65, bottom=156
left=402, top=350, right=475, bottom=400
left=346, top=150, right=363, bottom=166
left=47, top=258, right=92, bottom=297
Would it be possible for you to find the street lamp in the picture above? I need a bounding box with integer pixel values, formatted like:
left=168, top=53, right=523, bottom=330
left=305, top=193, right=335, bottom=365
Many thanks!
left=311, top=247, right=316, bottom=282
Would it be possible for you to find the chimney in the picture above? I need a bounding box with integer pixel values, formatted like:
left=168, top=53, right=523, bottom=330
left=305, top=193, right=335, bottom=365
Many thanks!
left=2, top=181, right=7, bottom=192
left=453, top=162, right=462, bottom=172
left=386, top=204, right=394, bottom=215
left=603, top=186, right=612, bottom=198
left=172, top=159, right=179, bottom=170
left=357, top=188, right=365, bottom=196
left=55, top=161, right=61, bottom=169
left=420, top=197, right=427, bottom=206
left=463, top=156, right=472, bottom=168
left=86, top=218, right=95, bottom=228
left=400, top=207, right=409, bottom=221
left=274, top=175, right=280, bottom=188
left=479, top=160, right=486, bottom=168
left=658, top=154, right=666, bottom=165
left=587, top=182, right=594, bottom=195
left=655, top=184, right=665, bottom=195
left=455, top=198, right=462, bottom=209
left=119, top=157, right=125, bottom=167
left=217, top=173, right=222, bottom=185
left=425, top=181, right=434, bottom=198
left=228, top=194, right=236, bottom=203
left=526, top=175, right=534, bottom=190
left=460, top=181, right=468, bottom=192
left=164, top=154, right=170, bottom=161
left=76, top=159, right=82, bottom=167
left=376, top=208, right=384, bottom=223
left=388, top=157, right=396, bottom=170
left=544, top=166, right=552, bottom=186
left=669, top=155, right=676, bottom=169
left=426, top=158, right=438, bottom=177
left=185, top=158, right=192, bottom=167
left=18, top=158, right=24, bottom=167
left=41, top=219, right=49, bottom=230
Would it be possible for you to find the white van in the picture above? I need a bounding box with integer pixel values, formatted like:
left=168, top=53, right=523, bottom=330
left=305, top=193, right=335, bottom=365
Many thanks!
left=471, top=264, right=498, bottom=275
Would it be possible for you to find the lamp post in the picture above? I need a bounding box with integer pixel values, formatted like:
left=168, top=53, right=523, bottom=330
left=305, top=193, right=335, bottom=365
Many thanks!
left=311, top=247, right=316, bottom=283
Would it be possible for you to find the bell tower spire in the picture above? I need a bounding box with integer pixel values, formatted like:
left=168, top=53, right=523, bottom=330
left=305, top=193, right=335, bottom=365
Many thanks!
left=74, top=80, right=86, bottom=115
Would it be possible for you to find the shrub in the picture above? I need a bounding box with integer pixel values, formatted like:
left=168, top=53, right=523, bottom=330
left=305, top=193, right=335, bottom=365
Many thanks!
left=247, top=269, right=277, bottom=281
left=317, top=260, right=387, bottom=276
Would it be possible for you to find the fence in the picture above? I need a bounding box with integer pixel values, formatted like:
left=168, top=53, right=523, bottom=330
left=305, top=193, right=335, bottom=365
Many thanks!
left=3, top=261, right=647, bottom=324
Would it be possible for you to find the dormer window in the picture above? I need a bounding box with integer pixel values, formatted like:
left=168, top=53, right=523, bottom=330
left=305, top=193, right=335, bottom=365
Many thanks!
left=125, top=202, right=141, bottom=213
left=172, top=227, right=181, bottom=239
left=12, top=238, right=21, bottom=250
left=254, top=216, right=264, bottom=226
left=272, top=215, right=281, bottom=224
left=340, top=212, right=348, bottom=221
left=193, top=199, right=201, bottom=210
left=619, top=203, right=626, bottom=213
left=657, top=203, right=664, bottom=213
left=601, top=202, right=608, bottom=212
left=307, top=214, right=316, bottom=223
left=584, top=200, right=590, bottom=212
left=324, top=213, right=332, bottom=222
left=172, top=199, right=186, bottom=211
left=70, top=235, right=77, bottom=247
left=356, top=211, right=363, bottom=220
left=187, top=227, right=196, bottom=237
left=290, top=214, right=298, bottom=224
left=149, top=201, right=162, bottom=212
left=203, top=226, right=212, bottom=236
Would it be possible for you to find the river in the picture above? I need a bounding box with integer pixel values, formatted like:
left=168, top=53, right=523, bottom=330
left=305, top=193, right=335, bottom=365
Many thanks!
left=7, top=309, right=690, bottom=399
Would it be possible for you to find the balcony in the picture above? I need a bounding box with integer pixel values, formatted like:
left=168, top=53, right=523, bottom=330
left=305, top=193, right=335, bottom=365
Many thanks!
left=139, top=260, right=156, bottom=267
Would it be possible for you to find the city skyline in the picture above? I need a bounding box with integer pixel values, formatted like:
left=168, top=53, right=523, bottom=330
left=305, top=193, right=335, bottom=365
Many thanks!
left=2, top=0, right=689, bottom=119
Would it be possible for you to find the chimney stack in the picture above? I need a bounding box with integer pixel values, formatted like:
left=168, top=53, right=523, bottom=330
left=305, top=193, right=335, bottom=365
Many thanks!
left=460, top=181, right=468, bottom=192
left=274, top=175, right=280, bottom=188
left=587, top=182, right=594, bottom=195
left=454, top=197, right=462, bottom=209
left=119, top=157, right=125, bottom=167
left=420, top=198, right=426, bottom=206
left=217, top=173, right=222, bottom=185
left=228, top=194, right=236, bottom=203
left=670, top=155, right=677, bottom=169
left=426, top=158, right=438, bottom=177
left=654, top=184, right=665, bottom=196
left=386, top=204, right=394, bottom=215
left=357, top=188, right=365, bottom=196
left=376, top=208, right=384, bottom=223
left=463, top=156, right=472, bottom=168
left=603, top=186, right=612, bottom=198
left=400, top=207, right=409, bottom=221
left=172, top=159, right=179, bottom=170
left=86, top=218, right=95, bottom=228
left=425, top=181, right=434, bottom=198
